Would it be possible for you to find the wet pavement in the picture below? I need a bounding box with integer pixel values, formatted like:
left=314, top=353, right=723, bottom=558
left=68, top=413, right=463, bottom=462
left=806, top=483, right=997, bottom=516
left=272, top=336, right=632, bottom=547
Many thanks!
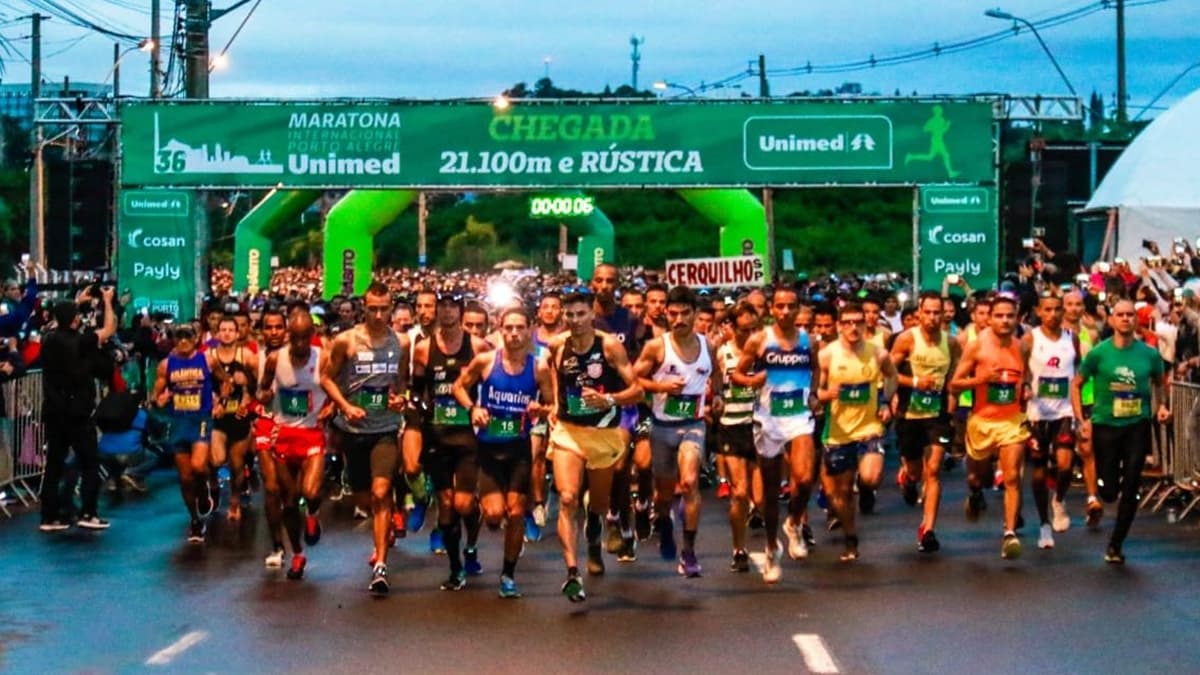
left=2, top=462, right=1198, bottom=674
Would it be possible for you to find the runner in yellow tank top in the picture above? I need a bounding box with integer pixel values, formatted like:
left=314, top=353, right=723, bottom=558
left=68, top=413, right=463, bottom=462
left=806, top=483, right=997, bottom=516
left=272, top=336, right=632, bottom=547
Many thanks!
left=816, top=302, right=897, bottom=562
left=950, top=294, right=1030, bottom=560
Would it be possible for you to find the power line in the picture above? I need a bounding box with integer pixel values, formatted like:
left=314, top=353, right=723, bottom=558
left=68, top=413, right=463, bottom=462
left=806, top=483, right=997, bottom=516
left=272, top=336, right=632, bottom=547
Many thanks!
left=213, top=0, right=261, bottom=62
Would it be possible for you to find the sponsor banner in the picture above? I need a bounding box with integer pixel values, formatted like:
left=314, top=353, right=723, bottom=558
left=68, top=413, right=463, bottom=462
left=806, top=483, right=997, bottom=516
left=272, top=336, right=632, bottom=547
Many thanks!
left=665, top=255, right=765, bottom=289
left=119, top=100, right=994, bottom=188
left=917, top=185, right=998, bottom=291
left=117, top=189, right=197, bottom=320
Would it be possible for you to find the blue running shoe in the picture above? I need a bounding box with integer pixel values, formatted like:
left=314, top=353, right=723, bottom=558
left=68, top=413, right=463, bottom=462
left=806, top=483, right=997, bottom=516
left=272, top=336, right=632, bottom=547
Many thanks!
left=407, top=499, right=429, bottom=534
left=524, top=511, right=542, bottom=543
left=429, top=528, right=446, bottom=555
left=499, top=575, right=521, bottom=599
left=659, top=519, right=677, bottom=561
left=464, top=547, right=483, bottom=576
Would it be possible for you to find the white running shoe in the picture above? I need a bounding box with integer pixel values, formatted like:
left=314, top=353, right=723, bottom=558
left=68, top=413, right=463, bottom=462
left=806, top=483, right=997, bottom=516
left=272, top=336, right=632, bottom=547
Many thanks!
left=264, top=548, right=285, bottom=568
left=762, top=543, right=784, bottom=584
left=1051, top=497, right=1070, bottom=532
left=532, top=503, right=547, bottom=528
left=1038, top=523, right=1055, bottom=550
left=782, top=516, right=809, bottom=560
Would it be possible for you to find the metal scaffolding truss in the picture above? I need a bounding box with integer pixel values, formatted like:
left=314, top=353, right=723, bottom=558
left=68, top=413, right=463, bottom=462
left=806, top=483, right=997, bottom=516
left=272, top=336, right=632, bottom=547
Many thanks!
left=996, top=95, right=1083, bottom=121
left=33, top=97, right=118, bottom=128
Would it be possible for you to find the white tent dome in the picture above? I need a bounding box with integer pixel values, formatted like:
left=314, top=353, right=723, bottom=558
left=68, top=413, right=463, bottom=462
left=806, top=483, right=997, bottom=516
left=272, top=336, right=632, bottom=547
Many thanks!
left=1085, top=87, right=1200, bottom=262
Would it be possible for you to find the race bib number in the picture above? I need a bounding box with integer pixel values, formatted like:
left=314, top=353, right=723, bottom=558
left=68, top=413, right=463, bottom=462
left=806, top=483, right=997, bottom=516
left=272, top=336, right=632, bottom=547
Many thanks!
left=728, top=385, right=756, bottom=403
left=223, top=398, right=240, bottom=414
left=769, top=390, right=807, bottom=417
left=1037, top=377, right=1069, bottom=400
left=279, top=388, right=310, bottom=416
left=1112, top=391, right=1143, bottom=419
left=838, top=382, right=871, bottom=406
left=173, top=392, right=201, bottom=412
left=909, top=389, right=941, bottom=415
left=566, top=390, right=600, bottom=416
left=433, top=398, right=469, bottom=425
left=486, top=414, right=521, bottom=439
left=664, top=394, right=700, bottom=418
left=987, top=382, right=1017, bottom=405
left=356, top=386, right=388, bottom=412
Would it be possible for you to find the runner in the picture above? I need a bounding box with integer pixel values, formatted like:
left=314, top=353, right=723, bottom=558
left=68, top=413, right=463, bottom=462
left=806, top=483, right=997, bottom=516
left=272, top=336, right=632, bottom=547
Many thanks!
left=152, top=323, right=223, bottom=543
left=634, top=286, right=722, bottom=577
left=949, top=294, right=1030, bottom=559
left=209, top=316, right=258, bottom=521
left=257, top=312, right=329, bottom=580
left=815, top=302, right=897, bottom=561
left=862, top=295, right=892, bottom=350
left=253, top=307, right=292, bottom=563
left=410, top=292, right=492, bottom=590
left=1062, top=289, right=1103, bottom=527
left=733, top=285, right=817, bottom=583
left=1072, top=299, right=1170, bottom=564
left=547, top=291, right=643, bottom=602
left=714, top=301, right=760, bottom=571
left=527, top=291, right=565, bottom=541
left=889, top=291, right=960, bottom=553
left=621, top=288, right=646, bottom=322
left=452, top=306, right=554, bottom=598
left=321, top=282, right=409, bottom=595
left=1022, top=293, right=1081, bottom=549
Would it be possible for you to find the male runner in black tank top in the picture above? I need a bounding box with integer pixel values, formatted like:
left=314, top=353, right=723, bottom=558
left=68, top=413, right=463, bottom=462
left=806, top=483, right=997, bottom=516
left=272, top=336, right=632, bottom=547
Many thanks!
left=211, top=317, right=258, bottom=521
left=407, top=293, right=492, bottom=590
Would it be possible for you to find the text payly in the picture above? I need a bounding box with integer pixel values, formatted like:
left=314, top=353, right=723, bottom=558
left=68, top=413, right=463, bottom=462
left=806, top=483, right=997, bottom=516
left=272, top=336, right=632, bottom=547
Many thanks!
left=932, top=258, right=981, bottom=276
left=133, top=262, right=181, bottom=280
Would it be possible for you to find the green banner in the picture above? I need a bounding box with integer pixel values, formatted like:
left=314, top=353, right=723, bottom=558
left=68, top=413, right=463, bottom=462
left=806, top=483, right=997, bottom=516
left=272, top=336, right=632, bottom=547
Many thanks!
left=917, top=186, right=998, bottom=292
left=116, top=189, right=199, bottom=320
left=119, top=100, right=994, bottom=188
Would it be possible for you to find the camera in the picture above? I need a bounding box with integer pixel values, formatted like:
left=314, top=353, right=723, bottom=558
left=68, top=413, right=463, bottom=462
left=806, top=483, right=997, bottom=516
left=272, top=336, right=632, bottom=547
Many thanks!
left=946, top=273, right=960, bottom=285
left=1021, top=238, right=1035, bottom=249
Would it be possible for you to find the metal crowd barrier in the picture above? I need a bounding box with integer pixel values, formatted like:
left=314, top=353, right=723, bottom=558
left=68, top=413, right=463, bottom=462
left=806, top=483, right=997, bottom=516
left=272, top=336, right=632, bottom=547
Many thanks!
left=0, top=370, right=45, bottom=518
left=1157, top=381, right=1200, bottom=521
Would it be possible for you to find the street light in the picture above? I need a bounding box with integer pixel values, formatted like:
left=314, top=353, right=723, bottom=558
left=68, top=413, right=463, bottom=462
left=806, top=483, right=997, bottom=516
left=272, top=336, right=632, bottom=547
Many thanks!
left=101, top=38, right=155, bottom=89
left=985, top=8, right=1077, bottom=97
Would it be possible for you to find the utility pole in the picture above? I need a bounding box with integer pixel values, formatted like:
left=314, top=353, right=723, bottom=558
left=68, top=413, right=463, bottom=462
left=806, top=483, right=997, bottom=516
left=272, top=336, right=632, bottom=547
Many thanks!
left=629, top=35, right=644, bottom=90
left=113, top=43, right=122, bottom=98
left=184, top=0, right=210, bottom=98
left=1116, top=0, right=1127, bottom=125
left=29, top=13, right=50, bottom=266
left=150, top=0, right=162, bottom=98
left=758, top=53, right=769, bottom=98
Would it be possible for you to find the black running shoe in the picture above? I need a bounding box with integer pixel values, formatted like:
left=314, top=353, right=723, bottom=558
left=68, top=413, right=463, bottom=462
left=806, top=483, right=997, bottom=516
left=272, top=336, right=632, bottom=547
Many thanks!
left=186, top=519, right=206, bottom=544
left=902, top=479, right=919, bottom=507
left=965, top=490, right=986, bottom=523
left=370, top=564, right=390, bottom=595
left=918, top=527, right=940, bottom=554
left=617, top=537, right=637, bottom=563
left=747, top=510, right=765, bottom=531
left=587, top=543, right=605, bottom=576
left=802, top=523, right=816, bottom=546
left=1104, top=544, right=1125, bottom=565
left=730, top=549, right=751, bottom=573
left=634, top=505, right=652, bottom=541
left=440, top=570, right=467, bottom=591
left=858, top=488, right=876, bottom=515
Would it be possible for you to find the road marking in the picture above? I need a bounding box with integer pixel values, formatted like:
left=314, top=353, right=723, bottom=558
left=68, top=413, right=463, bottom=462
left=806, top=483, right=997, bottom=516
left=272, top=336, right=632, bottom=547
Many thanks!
left=145, top=631, right=207, bottom=666
left=792, top=634, right=839, bottom=674
left=749, top=551, right=767, bottom=573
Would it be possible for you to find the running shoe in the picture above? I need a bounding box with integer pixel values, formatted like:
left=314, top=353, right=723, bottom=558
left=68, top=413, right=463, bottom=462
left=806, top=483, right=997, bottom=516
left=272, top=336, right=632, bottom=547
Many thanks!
left=440, top=570, right=467, bottom=591
left=369, top=564, right=389, bottom=595
left=305, top=513, right=322, bottom=546
left=839, top=535, right=860, bottom=562
left=587, top=543, right=605, bottom=576
left=658, top=519, right=677, bottom=561
left=196, top=489, right=215, bottom=519
left=917, top=526, right=940, bottom=554
left=1051, top=497, right=1070, bottom=532
left=858, top=488, right=876, bottom=515
left=120, top=474, right=148, bottom=493
left=352, top=506, right=369, bottom=520
left=606, top=514, right=623, bottom=554
left=562, top=573, right=586, bottom=602
left=747, top=509, right=765, bottom=531
left=532, top=503, right=547, bottom=529
left=499, top=575, right=522, bottom=599
left=1038, top=523, right=1055, bottom=550
left=762, top=542, right=783, bottom=584
left=186, top=518, right=206, bottom=544
left=286, top=554, right=306, bottom=580
left=617, top=537, right=637, bottom=563
left=716, top=480, right=731, bottom=500
left=783, top=516, right=808, bottom=560
left=1085, top=499, right=1103, bottom=530
left=901, top=473, right=920, bottom=507
left=264, top=547, right=285, bottom=569
left=1001, top=532, right=1022, bottom=560
left=965, top=490, right=986, bottom=523
left=104, top=477, right=119, bottom=494
left=1104, top=544, right=1125, bottom=565
left=407, top=498, right=429, bottom=533
left=730, top=549, right=750, bottom=573
left=429, top=528, right=446, bottom=555
left=678, top=550, right=702, bottom=578
left=76, top=514, right=110, bottom=530
left=826, top=514, right=842, bottom=532
left=38, top=519, right=70, bottom=532
left=391, top=511, right=406, bottom=541
left=801, top=522, right=816, bottom=547
left=464, top=547, right=483, bottom=576
left=523, top=511, right=542, bottom=543
left=634, top=502, right=652, bottom=541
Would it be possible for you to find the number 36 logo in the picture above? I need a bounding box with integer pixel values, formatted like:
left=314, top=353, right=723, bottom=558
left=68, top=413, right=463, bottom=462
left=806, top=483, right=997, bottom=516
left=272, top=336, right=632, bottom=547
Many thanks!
left=155, top=150, right=187, bottom=173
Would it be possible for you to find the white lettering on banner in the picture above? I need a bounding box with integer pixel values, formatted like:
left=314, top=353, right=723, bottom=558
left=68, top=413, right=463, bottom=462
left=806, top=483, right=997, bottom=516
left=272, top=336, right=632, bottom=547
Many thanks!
left=132, top=262, right=182, bottom=281
left=247, top=249, right=260, bottom=294
left=288, top=112, right=402, bottom=129
left=665, top=255, right=765, bottom=289
left=126, top=228, right=187, bottom=249
left=933, top=259, right=982, bottom=277
left=926, top=225, right=986, bottom=245
left=129, top=198, right=184, bottom=211
left=288, top=152, right=401, bottom=175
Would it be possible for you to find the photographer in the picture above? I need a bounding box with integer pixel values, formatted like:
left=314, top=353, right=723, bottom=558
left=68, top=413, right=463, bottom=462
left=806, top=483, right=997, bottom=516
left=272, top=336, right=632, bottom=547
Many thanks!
left=38, top=286, right=118, bottom=532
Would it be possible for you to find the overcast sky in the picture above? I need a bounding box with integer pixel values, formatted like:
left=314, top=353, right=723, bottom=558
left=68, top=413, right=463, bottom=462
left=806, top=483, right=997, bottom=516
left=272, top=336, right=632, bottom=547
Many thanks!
left=3, top=0, right=1198, bottom=116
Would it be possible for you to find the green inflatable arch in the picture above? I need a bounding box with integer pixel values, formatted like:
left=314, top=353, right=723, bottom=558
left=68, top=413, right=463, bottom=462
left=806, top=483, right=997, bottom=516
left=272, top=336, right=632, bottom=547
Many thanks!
left=232, top=188, right=322, bottom=294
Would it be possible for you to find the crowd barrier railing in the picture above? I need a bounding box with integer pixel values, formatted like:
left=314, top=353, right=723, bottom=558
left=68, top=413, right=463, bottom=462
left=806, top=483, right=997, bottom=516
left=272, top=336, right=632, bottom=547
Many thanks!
left=1, top=370, right=45, bottom=518
left=1163, top=381, right=1200, bottom=521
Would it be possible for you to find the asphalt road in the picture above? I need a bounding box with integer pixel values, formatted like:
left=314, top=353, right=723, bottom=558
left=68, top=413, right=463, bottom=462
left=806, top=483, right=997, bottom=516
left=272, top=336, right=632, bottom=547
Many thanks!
left=2, top=461, right=1198, bottom=674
